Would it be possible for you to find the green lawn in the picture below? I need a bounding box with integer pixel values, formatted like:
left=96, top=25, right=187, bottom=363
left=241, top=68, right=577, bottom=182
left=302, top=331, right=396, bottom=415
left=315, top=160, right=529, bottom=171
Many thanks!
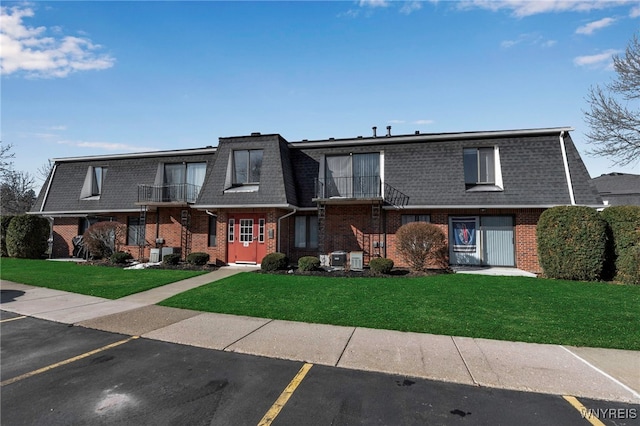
left=0, top=258, right=206, bottom=299
left=159, top=272, right=640, bottom=350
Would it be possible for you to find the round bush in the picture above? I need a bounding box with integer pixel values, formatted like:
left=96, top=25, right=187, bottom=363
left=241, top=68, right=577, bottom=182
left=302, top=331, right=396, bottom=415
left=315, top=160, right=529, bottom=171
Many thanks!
left=186, top=252, right=210, bottom=266
left=369, top=257, right=394, bottom=274
left=163, top=253, right=181, bottom=265
left=261, top=252, right=289, bottom=271
left=110, top=251, right=133, bottom=264
left=536, top=206, right=607, bottom=281
left=6, top=215, right=50, bottom=259
left=395, top=222, right=447, bottom=271
left=298, top=256, right=320, bottom=271
left=601, top=206, right=640, bottom=284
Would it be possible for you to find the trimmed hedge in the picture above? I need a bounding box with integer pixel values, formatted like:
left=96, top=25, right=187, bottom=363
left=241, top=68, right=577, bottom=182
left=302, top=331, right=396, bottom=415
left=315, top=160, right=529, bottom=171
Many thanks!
left=1, top=215, right=14, bottom=257
left=187, top=252, right=210, bottom=266
left=369, top=257, right=394, bottom=274
left=261, top=252, right=289, bottom=271
left=536, top=206, right=607, bottom=281
left=298, top=256, right=320, bottom=272
left=163, top=253, right=181, bottom=265
left=6, top=215, right=50, bottom=259
left=601, top=206, right=640, bottom=284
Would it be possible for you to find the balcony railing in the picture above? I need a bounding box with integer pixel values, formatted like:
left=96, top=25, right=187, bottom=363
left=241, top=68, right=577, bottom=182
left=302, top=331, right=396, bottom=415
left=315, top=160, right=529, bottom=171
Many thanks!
left=138, top=183, right=201, bottom=204
left=314, top=176, right=409, bottom=207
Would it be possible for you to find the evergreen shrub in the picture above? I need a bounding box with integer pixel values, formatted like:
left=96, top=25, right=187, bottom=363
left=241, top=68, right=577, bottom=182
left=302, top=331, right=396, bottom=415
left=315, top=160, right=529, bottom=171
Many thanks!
left=369, top=257, right=394, bottom=274
left=163, top=253, right=181, bottom=265
left=601, top=206, right=640, bottom=284
left=1, top=215, right=14, bottom=257
left=536, top=206, right=607, bottom=281
left=186, top=252, right=210, bottom=265
left=261, top=252, right=289, bottom=271
left=6, top=215, right=50, bottom=259
left=298, top=256, right=320, bottom=271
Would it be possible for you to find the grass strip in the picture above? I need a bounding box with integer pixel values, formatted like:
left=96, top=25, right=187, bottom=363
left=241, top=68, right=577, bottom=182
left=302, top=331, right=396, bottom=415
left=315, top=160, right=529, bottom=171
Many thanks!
left=160, top=272, right=640, bottom=350
left=0, top=258, right=206, bottom=299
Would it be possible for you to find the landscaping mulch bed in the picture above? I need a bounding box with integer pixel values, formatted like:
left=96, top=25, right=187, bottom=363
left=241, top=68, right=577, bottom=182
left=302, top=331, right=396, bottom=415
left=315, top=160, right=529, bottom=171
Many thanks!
left=257, top=267, right=450, bottom=278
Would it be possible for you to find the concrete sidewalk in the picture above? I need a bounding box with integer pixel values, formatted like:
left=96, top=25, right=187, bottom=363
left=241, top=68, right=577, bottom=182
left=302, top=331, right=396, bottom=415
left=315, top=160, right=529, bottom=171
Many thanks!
left=1, top=269, right=639, bottom=404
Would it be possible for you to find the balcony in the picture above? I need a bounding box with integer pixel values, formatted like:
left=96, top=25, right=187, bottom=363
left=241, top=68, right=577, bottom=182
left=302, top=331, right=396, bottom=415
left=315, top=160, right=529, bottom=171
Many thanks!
left=137, top=183, right=201, bottom=205
left=313, top=176, right=409, bottom=207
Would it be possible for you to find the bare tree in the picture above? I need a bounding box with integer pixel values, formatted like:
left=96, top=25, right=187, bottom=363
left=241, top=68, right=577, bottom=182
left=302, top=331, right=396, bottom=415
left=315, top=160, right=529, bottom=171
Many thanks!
left=584, top=34, right=640, bottom=167
left=1, top=170, right=37, bottom=215
left=0, top=142, right=15, bottom=175
left=37, top=160, right=54, bottom=182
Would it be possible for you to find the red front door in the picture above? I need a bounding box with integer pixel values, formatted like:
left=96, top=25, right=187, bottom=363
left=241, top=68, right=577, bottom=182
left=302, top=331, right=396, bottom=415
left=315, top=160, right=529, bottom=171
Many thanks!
left=227, top=215, right=267, bottom=264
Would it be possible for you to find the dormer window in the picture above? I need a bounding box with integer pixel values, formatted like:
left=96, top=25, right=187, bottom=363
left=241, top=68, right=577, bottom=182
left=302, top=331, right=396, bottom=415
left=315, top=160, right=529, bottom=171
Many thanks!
left=233, top=149, right=263, bottom=184
left=80, top=166, right=107, bottom=199
left=464, top=147, right=503, bottom=191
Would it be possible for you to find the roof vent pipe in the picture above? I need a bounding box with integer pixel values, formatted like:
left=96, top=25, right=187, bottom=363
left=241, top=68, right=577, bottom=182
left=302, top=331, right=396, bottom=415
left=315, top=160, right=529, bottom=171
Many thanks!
left=386, top=126, right=391, bottom=137
left=372, top=126, right=377, bottom=138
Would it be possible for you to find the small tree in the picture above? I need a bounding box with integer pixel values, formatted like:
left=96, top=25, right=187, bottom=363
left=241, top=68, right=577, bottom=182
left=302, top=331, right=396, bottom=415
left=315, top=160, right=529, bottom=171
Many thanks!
left=395, top=222, right=447, bottom=272
left=82, top=221, right=126, bottom=259
left=6, top=214, right=50, bottom=259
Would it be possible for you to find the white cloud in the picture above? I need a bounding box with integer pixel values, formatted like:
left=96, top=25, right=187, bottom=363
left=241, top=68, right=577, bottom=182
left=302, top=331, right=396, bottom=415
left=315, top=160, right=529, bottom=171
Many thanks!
left=400, top=1, right=423, bottom=15
left=501, top=33, right=556, bottom=49
left=0, top=5, right=115, bottom=78
left=388, top=119, right=406, bottom=124
left=359, top=0, right=390, bottom=8
left=57, top=140, right=158, bottom=152
left=413, top=119, right=435, bottom=125
left=573, top=49, right=620, bottom=68
left=575, top=17, right=616, bottom=35
left=458, top=1, right=629, bottom=17
left=631, top=5, right=640, bottom=17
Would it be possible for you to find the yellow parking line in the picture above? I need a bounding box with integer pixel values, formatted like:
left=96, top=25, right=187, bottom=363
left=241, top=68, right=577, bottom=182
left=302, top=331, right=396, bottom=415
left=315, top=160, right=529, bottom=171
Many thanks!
left=0, top=315, right=27, bottom=323
left=562, top=395, right=606, bottom=426
left=1, top=336, right=139, bottom=387
left=258, top=363, right=313, bottom=426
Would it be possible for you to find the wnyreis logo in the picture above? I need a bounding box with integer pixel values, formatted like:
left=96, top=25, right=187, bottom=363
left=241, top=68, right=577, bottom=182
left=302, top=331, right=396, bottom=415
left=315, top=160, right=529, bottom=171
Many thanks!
left=581, top=408, right=637, bottom=420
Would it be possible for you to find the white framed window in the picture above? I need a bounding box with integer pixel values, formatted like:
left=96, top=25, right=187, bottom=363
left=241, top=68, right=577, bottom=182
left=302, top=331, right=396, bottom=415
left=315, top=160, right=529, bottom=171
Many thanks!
left=258, top=218, right=265, bottom=243
left=463, top=147, right=503, bottom=190
left=233, top=150, right=263, bottom=184
left=80, top=166, right=107, bottom=199
left=239, top=219, right=254, bottom=243
left=294, top=216, right=318, bottom=249
left=127, top=216, right=145, bottom=246
left=323, top=153, right=380, bottom=198
left=228, top=219, right=235, bottom=242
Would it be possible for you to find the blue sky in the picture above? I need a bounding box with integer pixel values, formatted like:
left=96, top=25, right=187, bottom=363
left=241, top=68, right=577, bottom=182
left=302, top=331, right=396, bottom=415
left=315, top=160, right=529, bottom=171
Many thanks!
left=2, top=1, right=639, bottom=192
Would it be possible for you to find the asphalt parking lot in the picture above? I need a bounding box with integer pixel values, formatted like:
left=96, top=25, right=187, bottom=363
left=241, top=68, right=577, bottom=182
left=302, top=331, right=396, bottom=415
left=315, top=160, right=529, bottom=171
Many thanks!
left=2, top=311, right=639, bottom=426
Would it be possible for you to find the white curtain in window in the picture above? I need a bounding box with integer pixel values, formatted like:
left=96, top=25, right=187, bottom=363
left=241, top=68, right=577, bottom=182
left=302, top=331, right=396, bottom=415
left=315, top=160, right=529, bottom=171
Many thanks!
left=325, top=156, right=352, bottom=197
left=187, top=163, right=206, bottom=200
left=353, top=153, right=379, bottom=197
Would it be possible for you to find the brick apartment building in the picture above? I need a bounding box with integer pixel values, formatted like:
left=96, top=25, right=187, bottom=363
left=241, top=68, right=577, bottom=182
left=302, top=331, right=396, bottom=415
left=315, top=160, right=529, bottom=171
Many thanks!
left=30, top=127, right=603, bottom=274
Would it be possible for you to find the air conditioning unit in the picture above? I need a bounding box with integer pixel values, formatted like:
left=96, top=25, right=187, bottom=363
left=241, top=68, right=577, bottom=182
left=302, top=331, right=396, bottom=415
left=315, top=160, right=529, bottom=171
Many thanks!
left=350, top=251, right=364, bottom=271
left=331, top=251, right=347, bottom=268
left=150, top=248, right=161, bottom=263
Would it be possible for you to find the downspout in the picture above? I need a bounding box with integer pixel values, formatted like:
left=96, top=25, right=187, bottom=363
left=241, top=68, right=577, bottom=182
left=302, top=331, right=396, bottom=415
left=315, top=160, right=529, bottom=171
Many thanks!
left=558, top=131, right=576, bottom=205
left=277, top=208, right=297, bottom=253
left=40, top=163, right=57, bottom=212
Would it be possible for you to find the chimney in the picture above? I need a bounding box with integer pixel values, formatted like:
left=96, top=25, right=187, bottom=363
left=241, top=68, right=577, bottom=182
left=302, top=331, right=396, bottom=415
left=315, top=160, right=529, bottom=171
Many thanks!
left=386, top=126, right=391, bottom=137
left=372, top=126, right=377, bottom=138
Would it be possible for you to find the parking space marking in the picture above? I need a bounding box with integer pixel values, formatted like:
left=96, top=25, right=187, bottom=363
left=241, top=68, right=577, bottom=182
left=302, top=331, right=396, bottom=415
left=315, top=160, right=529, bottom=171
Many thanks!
left=257, top=362, right=313, bottom=426
left=562, top=396, right=606, bottom=426
left=0, top=315, right=27, bottom=323
left=0, top=335, right=139, bottom=387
